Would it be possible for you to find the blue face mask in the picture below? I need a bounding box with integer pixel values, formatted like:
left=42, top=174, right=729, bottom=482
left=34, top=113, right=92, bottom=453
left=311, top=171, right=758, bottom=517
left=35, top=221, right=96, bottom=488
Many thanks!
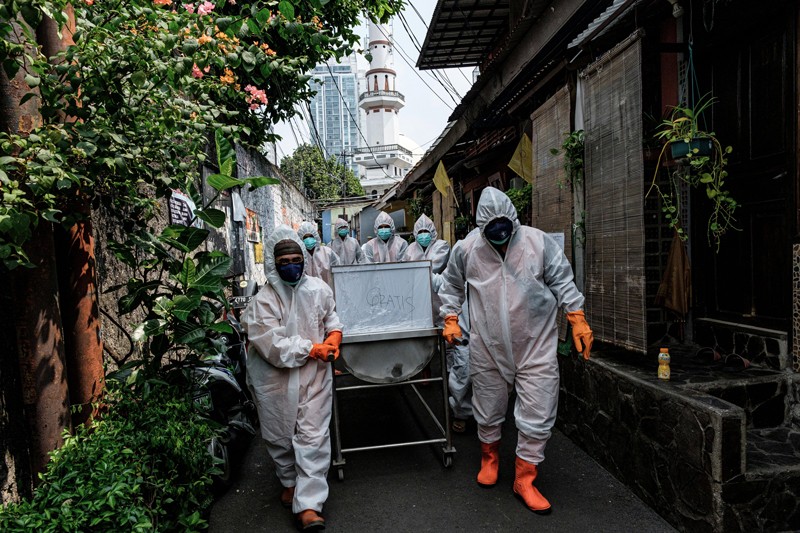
left=416, top=232, right=432, bottom=248
left=276, top=262, right=303, bottom=285
left=338, top=228, right=349, bottom=238
left=377, top=228, right=392, bottom=241
left=303, top=237, right=317, bottom=250
left=484, top=217, right=513, bottom=245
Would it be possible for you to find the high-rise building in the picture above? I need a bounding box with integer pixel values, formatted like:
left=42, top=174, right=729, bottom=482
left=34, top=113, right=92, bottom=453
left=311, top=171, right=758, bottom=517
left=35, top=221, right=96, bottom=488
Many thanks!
left=354, top=20, right=417, bottom=199
left=307, top=55, right=363, bottom=175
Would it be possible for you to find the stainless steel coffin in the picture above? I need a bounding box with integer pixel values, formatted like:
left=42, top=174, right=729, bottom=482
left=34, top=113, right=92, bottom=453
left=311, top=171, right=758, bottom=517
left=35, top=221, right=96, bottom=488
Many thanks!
left=341, top=328, right=439, bottom=384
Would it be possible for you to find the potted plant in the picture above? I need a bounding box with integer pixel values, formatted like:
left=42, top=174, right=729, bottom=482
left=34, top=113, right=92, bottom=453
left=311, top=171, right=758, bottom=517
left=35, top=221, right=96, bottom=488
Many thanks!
left=647, top=94, right=737, bottom=250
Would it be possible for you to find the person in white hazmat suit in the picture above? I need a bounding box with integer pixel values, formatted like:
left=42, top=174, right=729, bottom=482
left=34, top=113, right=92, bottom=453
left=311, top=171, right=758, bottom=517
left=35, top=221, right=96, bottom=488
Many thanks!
left=402, top=213, right=450, bottom=321
left=330, top=218, right=363, bottom=264
left=439, top=187, right=594, bottom=514
left=242, top=225, right=343, bottom=531
left=361, top=211, right=408, bottom=263
left=297, top=221, right=340, bottom=288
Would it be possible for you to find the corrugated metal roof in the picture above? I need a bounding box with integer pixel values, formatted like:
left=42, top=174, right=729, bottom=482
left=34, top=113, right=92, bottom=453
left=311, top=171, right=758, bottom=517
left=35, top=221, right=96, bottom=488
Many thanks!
left=567, top=0, right=638, bottom=49
left=417, top=0, right=511, bottom=70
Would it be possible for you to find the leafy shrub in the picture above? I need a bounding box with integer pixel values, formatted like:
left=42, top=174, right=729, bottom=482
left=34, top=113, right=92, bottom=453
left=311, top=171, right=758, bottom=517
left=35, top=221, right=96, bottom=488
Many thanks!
left=0, top=381, right=215, bottom=532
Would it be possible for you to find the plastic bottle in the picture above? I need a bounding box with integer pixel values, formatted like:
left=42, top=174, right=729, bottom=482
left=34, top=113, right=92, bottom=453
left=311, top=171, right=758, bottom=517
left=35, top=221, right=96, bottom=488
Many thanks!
left=658, top=348, right=671, bottom=380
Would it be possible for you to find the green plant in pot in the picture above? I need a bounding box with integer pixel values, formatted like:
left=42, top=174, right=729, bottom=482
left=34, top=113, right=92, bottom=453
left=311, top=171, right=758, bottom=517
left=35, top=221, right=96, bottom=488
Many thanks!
left=647, top=94, right=737, bottom=250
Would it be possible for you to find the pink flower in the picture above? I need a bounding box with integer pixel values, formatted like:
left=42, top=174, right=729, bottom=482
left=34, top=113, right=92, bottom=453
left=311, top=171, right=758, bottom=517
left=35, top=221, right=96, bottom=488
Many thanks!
left=197, top=0, right=215, bottom=15
left=228, top=0, right=236, bottom=4
left=245, top=85, right=267, bottom=110
left=182, top=2, right=194, bottom=12
left=191, top=63, right=204, bottom=78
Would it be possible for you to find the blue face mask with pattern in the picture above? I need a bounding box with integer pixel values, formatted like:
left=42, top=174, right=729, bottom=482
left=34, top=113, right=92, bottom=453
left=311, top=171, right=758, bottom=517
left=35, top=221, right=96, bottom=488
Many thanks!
left=276, top=262, right=303, bottom=285
left=303, top=237, right=317, bottom=250
left=338, top=228, right=349, bottom=237
left=484, top=217, right=513, bottom=245
left=377, top=228, right=392, bottom=241
left=416, top=232, right=432, bottom=248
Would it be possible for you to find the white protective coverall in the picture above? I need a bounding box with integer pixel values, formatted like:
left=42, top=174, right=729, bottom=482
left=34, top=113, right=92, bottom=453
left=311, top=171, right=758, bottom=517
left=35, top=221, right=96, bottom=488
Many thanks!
left=439, top=187, right=584, bottom=464
left=242, top=225, right=343, bottom=514
left=331, top=218, right=363, bottom=265
left=297, top=221, right=340, bottom=288
left=362, top=211, right=408, bottom=263
left=402, top=214, right=450, bottom=326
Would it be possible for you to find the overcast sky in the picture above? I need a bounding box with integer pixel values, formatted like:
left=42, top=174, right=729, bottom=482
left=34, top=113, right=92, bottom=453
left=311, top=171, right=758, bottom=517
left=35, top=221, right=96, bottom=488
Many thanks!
left=272, top=1, right=475, bottom=162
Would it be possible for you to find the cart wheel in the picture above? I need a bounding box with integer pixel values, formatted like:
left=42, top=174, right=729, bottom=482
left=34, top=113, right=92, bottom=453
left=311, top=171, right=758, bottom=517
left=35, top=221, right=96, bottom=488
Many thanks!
left=337, top=468, right=345, bottom=481
left=443, top=455, right=453, bottom=468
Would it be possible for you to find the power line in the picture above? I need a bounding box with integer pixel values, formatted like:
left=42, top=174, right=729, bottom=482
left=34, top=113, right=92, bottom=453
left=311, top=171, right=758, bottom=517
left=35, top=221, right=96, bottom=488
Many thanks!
left=322, top=62, right=399, bottom=182
left=395, top=11, right=463, bottom=103
left=373, top=24, right=456, bottom=109
left=405, top=2, right=475, bottom=87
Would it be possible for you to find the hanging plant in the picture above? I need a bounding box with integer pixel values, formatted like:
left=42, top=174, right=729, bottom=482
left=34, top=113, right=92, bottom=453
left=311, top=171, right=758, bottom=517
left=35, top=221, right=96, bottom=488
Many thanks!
left=646, top=94, right=737, bottom=251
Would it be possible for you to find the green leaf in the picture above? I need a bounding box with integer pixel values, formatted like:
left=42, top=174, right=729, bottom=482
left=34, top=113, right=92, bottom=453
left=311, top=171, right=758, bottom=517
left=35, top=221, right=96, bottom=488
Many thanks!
left=194, top=208, right=226, bottom=228
left=189, top=254, right=233, bottom=293
left=153, top=296, right=174, bottom=317
left=174, top=322, right=206, bottom=344
left=242, top=176, right=280, bottom=190
left=208, top=322, right=234, bottom=333
left=130, top=71, right=146, bottom=87
left=159, top=225, right=209, bottom=252
left=215, top=129, right=235, bottom=171
left=24, top=74, right=40, bottom=88
left=172, top=294, right=200, bottom=322
left=278, top=1, right=295, bottom=20
left=76, top=141, right=97, bottom=156
left=206, top=173, right=240, bottom=191
left=178, top=257, right=196, bottom=286
left=255, top=8, right=272, bottom=24
left=221, top=158, right=234, bottom=178
left=242, top=50, right=256, bottom=66
left=216, top=17, right=232, bottom=31
left=132, top=319, right=167, bottom=342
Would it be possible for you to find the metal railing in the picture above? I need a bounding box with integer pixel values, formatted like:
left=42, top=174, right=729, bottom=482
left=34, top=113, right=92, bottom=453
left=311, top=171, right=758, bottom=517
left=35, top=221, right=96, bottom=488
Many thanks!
left=358, top=90, right=405, bottom=102
left=352, top=144, right=412, bottom=156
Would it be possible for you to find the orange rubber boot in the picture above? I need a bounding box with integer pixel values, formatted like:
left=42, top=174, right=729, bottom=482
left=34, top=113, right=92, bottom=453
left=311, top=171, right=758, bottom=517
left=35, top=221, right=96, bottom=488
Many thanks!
left=513, top=456, right=551, bottom=514
left=476, top=441, right=500, bottom=487
left=279, top=486, right=295, bottom=508
left=296, top=509, right=325, bottom=530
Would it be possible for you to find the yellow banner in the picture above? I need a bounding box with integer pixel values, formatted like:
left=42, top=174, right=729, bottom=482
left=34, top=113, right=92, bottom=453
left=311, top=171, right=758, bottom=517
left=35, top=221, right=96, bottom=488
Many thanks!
left=508, top=133, right=533, bottom=184
left=433, top=161, right=450, bottom=197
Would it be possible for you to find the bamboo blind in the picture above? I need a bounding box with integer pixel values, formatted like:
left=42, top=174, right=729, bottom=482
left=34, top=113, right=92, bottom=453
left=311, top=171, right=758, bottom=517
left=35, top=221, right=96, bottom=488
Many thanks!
left=531, top=85, right=573, bottom=341
left=581, top=34, right=647, bottom=353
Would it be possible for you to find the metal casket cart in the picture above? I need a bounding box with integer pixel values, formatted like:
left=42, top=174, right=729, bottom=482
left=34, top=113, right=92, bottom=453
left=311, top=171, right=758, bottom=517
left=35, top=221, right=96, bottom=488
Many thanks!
left=330, top=261, right=455, bottom=480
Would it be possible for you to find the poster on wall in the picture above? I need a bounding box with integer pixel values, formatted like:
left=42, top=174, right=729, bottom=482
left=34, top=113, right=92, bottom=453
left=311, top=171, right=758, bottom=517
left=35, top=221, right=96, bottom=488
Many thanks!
left=168, top=190, right=199, bottom=227
left=253, top=242, right=264, bottom=263
left=245, top=208, right=261, bottom=242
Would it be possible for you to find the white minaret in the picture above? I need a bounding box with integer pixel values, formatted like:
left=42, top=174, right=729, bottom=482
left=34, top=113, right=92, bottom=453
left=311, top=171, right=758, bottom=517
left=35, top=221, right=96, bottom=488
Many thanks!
left=354, top=20, right=415, bottom=198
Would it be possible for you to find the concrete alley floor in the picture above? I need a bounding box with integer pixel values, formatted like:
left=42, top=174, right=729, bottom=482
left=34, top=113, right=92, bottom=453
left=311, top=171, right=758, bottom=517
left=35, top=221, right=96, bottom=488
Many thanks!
left=209, top=380, right=675, bottom=532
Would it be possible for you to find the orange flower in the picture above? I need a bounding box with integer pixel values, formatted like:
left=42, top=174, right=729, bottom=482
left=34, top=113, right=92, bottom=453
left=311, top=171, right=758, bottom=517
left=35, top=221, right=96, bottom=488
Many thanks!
left=220, top=68, right=235, bottom=85
left=198, top=34, right=211, bottom=45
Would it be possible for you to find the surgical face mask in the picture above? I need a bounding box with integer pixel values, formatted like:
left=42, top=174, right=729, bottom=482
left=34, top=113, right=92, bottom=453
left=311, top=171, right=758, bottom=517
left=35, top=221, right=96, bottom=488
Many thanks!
left=303, top=237, right=317, bottom=250
left=377, top=227, right=392, bottom=241
left=484, top=217, right=513, bottom=245
left=276, top=262, right=303, bottom=285
left=416, top=232, right=432, bottom=248
left=338, top=228, right=349, bottom=237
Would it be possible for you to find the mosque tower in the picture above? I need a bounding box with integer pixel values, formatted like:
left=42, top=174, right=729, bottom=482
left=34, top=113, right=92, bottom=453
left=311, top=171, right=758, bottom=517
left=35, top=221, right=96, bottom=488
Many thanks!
left=353, top=20, right=416, bottom=199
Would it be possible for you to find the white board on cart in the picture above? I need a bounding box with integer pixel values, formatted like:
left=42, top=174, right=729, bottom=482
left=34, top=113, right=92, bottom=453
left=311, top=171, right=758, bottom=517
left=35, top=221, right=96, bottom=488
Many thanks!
left=331, top=261, right=433, bottom=335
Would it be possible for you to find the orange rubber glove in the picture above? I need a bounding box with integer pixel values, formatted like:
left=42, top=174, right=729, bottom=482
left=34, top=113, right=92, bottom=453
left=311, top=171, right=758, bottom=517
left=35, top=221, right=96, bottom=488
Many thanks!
left=566, top=310, right=594, bottom=360
left=323, top=331, right=342, bottom=361
left=324, top=330, right=342, bottom=350
left=310, top=343, right=338, bottom=361
left=442, top=314, right=463, bottom=345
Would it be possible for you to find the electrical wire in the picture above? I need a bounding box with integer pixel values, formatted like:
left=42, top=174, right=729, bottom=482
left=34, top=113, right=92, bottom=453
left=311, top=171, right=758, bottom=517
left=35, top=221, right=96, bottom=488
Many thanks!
left=406, top=1, right=475, bottom=87
left=372, top=23, right=456, bottom=109
left=395, top=10, right=463, bottom=102
left=322, top=62, right=400, bottom=182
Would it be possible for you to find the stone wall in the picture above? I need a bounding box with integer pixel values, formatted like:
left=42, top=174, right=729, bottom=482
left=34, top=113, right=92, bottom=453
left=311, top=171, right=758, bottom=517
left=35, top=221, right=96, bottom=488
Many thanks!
left=559, top=351, right=800, bottom=532
left=694, top=318, right=789, bottom=370
left=794, top=242, right=800, bottom=372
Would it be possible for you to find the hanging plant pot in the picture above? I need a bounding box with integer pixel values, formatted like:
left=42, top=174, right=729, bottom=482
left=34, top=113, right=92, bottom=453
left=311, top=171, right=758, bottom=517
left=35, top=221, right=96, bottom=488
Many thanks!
left=670, top=138, right=714, bottom=159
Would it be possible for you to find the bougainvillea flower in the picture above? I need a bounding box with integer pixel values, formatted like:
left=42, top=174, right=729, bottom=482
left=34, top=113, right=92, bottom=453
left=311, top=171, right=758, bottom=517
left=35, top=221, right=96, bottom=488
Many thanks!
left=197, top=1, right=215, bottom=15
